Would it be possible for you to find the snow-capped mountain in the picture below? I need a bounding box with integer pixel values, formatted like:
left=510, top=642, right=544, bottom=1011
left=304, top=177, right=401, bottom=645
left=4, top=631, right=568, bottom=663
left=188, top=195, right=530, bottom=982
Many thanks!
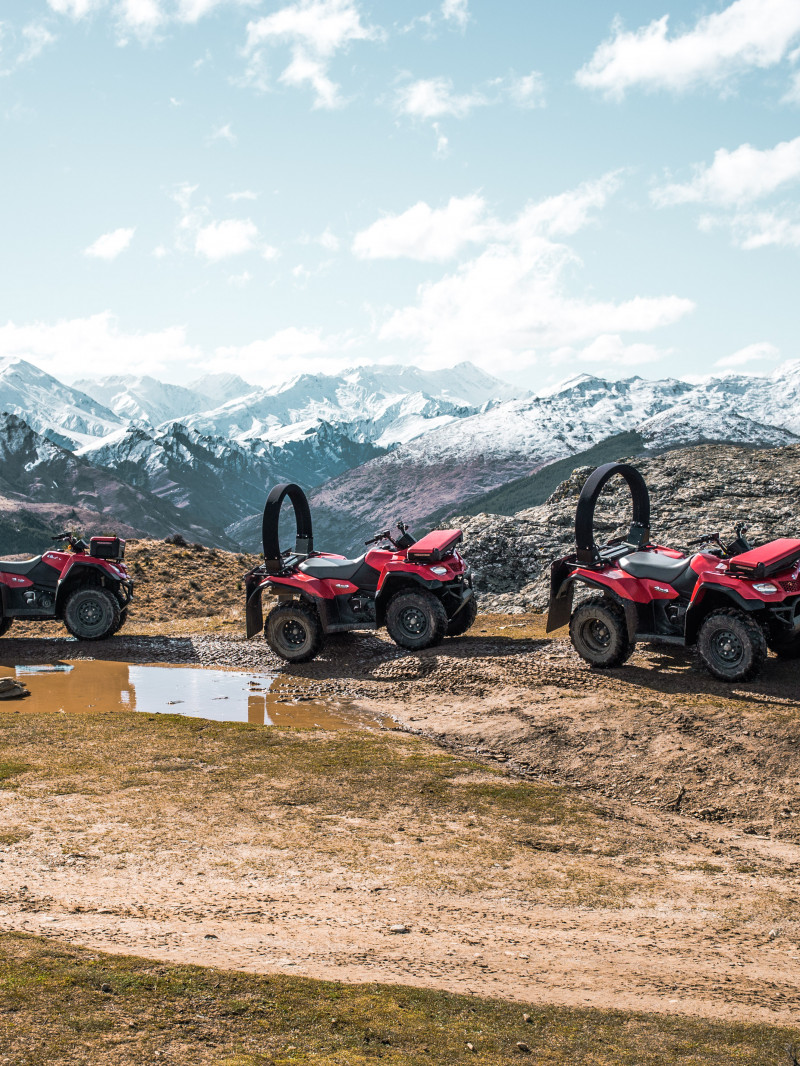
left=636, top=405, right=798, bottom=450
left=72, top=372, right=254, bottom=428
left=181, top=362, right=525, bottom=446
left=4, top=353, right=800, bottom=553
left=0, top=412, right=226, bottom=547
left=0, top=357, right=123, bottom=449
left=304, top=362, right=800, bottom=553
left=78, top=420, right=383, bottom=537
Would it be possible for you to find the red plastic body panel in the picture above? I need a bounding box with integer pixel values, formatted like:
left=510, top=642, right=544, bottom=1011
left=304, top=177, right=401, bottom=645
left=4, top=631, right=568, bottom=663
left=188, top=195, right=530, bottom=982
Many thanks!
left=0, top=572, right=34, bottom=589
left=257, top=546, right=467, bottom=601
left=571, top=547, right=800, bottom=607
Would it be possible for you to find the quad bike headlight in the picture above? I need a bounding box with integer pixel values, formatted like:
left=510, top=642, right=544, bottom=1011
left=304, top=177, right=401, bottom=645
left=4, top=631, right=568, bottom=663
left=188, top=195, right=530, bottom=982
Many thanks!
left=430, top=566, right=449, bottom=575
left=753, top=582, right=779, bottom=594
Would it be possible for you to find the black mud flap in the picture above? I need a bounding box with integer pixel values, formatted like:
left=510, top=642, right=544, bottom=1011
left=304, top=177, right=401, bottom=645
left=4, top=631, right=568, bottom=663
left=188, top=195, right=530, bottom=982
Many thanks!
left=546, top=559, right=575, bottom=633
left=245, top=578, right=265, bottom=639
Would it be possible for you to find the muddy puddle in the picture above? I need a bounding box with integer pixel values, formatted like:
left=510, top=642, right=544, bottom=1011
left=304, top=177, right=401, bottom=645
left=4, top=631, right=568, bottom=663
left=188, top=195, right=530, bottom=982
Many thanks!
left=0, top=661, right=375, bottom=729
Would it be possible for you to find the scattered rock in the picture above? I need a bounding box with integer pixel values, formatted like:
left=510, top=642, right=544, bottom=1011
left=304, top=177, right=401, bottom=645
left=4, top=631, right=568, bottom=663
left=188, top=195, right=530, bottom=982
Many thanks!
left=516, top=1041, right=531, bottom=1053
left=389, top=924, right=409, bottom=934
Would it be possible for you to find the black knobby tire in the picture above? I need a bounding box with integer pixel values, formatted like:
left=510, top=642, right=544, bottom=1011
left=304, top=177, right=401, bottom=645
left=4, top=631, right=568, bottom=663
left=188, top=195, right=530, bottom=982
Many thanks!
left=265, top=601, right=323, bottom=663
left=694, top=608, right=767, bottom=682
left=112, top=608, right=129, bottom=635
left=570, top=594, right=633, bottom=669
left=767, top=630, right=800, bottom=660
left=64, top=586, right=121, bottom=641
left=0, top=616, right=13, bottom=638
left=386, top=589, right=448, bottom=651
left=446, top=595, right=478, bottom=638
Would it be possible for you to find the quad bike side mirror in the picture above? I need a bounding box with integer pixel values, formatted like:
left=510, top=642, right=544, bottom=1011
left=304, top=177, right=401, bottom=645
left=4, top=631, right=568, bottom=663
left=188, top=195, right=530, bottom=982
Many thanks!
left=575, top=462, right=651, bottom=565
left=261, top=483, right=314, bottom=573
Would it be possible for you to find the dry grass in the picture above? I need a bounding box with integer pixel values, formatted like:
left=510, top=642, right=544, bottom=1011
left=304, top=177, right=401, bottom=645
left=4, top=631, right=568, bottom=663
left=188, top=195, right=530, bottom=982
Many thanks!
left=2, top=932, right=797, bottom=1066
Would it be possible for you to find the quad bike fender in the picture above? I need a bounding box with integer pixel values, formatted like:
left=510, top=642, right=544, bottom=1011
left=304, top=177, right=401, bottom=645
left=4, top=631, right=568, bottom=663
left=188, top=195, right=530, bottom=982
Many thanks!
left=684, top=584, right=771, bottom=644
left=547, top=565, right=638, bottom=641
left=54, top=559, right=130, bottom=615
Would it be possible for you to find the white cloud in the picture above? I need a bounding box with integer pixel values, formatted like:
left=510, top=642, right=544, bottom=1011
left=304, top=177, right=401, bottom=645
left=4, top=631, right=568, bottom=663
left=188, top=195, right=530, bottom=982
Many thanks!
left=117, top=0, right=165, bottom=35
left=278, top=48, right=340, bottom=108
left=317, top=227, right=339, bottom=251
left=576, top=0, right=800, bottom=98
left=244, top=0, right=382, bottom=108
left=433, top=122, right=448, bottom=157
left=195, top=218, right=259, bottom=260
left=441, top=0, right=469, bottom=29
left=0, top=313, right=354, bottom=385
left=714, top=341, right=781, bottom=367
left=727, top=209, right=800, bottom=248
left=0, top=312, right=201, bottom=380
left=354, top=195, right=489, bottom=261
left=508, top=71, right=545, bottom=109
left=510, top=173, right=622, bottom=238
left=783, top=68, right=800, bottom=103
left=552, top=334, right=665, bottom=367
left=375, top=178, right=692, bottom=371
left=152, top=244, right=169, bottom=258
left=84, top=227, right=135, bottom=260
left=177, top=0, right=257, bottom=23
left=653, top=136, right=800, bottom=207
left=48, top=0, right=104, bottom=17
left=18, top=22, right=56, bottom=63
left=210, top=121, right=237, bottom=143
left=353, top=176, right=620, bottom=263
left=395, top=76, right=486, bottom=118
left=228, top=270, right=253, bottom=286
left=227, top=189, right=258, bottom=201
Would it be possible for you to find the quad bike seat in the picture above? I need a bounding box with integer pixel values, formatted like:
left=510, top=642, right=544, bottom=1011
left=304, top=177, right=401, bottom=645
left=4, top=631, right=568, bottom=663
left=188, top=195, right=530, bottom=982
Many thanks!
left=298, top=554, right=379, bottom=587
left=0, top=555, right=44, bottom=576
left=619, top=552, right=693, bottom=583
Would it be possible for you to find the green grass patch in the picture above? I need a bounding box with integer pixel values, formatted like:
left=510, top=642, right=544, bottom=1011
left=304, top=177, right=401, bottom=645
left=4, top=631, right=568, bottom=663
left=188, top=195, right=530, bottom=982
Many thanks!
left=0, top=760, right=30, bottom=788
left=1, top=932, right=796, bottom=1066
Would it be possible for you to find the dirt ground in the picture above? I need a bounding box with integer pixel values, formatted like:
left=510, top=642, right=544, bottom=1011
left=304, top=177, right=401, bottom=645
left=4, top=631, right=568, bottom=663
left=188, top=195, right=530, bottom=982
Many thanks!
left=2, top=598, right=800, bottom=1037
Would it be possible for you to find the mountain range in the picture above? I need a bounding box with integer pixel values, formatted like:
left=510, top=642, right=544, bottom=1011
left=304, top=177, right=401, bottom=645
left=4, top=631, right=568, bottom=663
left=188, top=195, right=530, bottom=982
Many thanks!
left=0, top=354, right=798, bottom=557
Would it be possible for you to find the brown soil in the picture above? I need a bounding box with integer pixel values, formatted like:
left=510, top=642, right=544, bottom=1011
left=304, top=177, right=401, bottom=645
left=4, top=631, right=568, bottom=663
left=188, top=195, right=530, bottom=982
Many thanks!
left=2, top=543, right=800, bottom=1033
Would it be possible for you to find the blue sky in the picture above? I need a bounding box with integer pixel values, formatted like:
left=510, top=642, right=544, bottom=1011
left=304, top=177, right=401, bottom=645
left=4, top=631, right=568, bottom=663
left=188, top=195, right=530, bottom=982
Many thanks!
left=1, top=0, right=799, bottom=389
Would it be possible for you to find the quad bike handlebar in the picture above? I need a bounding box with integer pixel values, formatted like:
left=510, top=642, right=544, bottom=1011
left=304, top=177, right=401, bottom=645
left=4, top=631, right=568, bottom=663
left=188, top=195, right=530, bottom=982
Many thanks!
left=52, top=530, right=88, bottom=553
left=687, top=524, right=752, bottom=556
left=365, top=521, right=416, bottom=550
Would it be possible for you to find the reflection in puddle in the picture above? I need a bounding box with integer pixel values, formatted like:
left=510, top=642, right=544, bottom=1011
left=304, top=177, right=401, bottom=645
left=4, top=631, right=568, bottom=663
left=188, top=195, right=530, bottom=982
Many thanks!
left=0, top=661, right=371, bottom=729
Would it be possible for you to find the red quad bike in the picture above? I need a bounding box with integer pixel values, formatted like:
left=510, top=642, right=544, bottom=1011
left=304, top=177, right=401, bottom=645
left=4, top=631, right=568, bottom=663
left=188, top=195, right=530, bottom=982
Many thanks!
left=244, top=483, right=477, bottom=663
left=547, top=463, right=800, bottom=682
left=0, top=531, right=133, bottom=641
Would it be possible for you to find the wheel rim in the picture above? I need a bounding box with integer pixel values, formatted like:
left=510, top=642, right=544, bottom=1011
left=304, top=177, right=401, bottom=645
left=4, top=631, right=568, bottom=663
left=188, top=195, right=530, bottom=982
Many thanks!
left=399, top=605, right=428, bottom=637
left=77, top=599, right=104, bottom=627
left=708, top=626, right=744, bottom=670
left=281, top=619, right=307, bottom=647
left=579, top=616, right=612, bottom=653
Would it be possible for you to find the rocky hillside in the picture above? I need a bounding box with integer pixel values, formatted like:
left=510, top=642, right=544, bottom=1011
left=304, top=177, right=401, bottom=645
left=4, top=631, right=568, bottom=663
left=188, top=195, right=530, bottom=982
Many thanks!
left=459, top=443, right=800, bottom=613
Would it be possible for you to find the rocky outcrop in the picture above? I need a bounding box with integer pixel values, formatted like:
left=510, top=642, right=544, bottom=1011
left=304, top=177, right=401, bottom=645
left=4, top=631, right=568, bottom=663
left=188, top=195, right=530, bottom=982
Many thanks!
left=458, top=443, right=800, bottom=613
